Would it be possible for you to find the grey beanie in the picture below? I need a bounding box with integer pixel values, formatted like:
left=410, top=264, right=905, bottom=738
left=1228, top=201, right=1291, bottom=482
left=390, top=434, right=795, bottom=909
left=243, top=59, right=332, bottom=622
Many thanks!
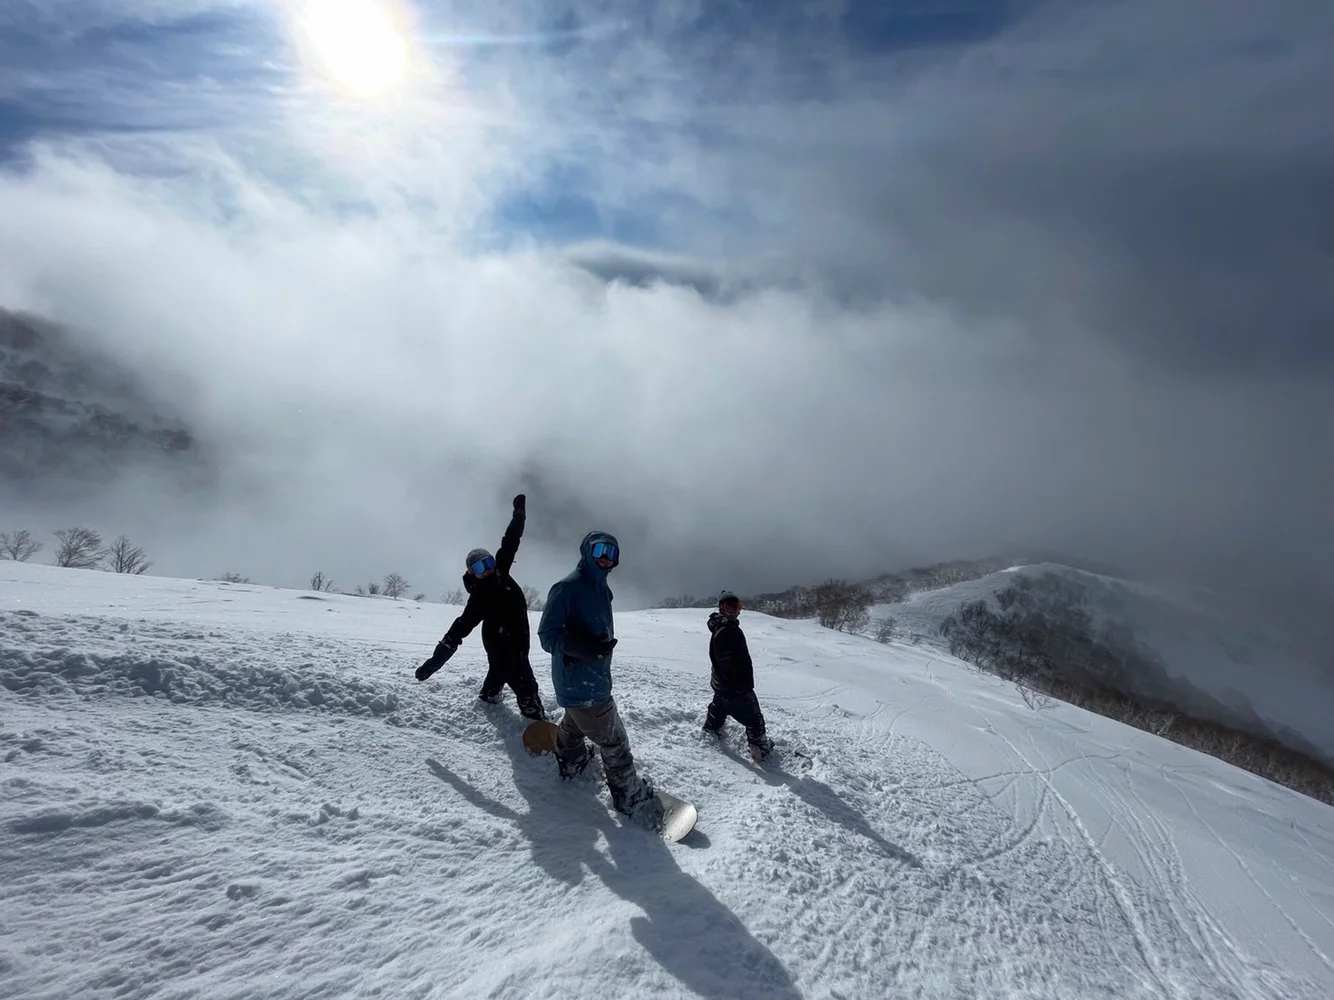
left=466, top=548, right=494, bottom=569
left=718, top=589, right=739, bottom=606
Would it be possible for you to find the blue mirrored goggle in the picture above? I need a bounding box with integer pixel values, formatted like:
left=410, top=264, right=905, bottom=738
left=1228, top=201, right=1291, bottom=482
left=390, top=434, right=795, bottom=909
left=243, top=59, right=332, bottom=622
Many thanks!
left=470, top=555, right=497, bottom=576
left=590, top=541, right=618, bottom=563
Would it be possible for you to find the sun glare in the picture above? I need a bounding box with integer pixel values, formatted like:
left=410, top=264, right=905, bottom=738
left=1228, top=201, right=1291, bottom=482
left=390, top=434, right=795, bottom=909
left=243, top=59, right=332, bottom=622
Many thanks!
left=298, top=0, right=409, bottom=98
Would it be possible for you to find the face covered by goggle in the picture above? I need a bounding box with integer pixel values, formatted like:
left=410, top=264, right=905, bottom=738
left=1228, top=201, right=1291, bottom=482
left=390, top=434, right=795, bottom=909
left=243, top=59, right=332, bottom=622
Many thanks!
left=590, top=540, right=619, bottom=564
left=470, top=555, right=497, bottom=577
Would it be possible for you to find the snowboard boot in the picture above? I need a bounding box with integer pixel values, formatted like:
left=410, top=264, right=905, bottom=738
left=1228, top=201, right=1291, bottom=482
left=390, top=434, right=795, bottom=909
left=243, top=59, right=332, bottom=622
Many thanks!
left=747, top=736, right=775, bottom=762
left=612, top=778, right=664, bottom=832
left=477, top=690, right=503, bottom=706
left=518, top=697, right=547, bottom=722
left=557, top=746, right=593, bottom=781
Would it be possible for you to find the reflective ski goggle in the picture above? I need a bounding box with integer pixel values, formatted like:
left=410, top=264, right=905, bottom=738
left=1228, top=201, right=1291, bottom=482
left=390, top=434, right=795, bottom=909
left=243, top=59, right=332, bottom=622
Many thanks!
left=470, top=555, right=497, bottom=576
left=590, top=540, right=619, bottom=563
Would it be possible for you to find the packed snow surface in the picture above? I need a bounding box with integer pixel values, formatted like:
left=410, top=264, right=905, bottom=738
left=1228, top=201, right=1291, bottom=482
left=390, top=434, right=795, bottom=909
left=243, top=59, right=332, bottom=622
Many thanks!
left=2, top=561, right=1332, bottom=999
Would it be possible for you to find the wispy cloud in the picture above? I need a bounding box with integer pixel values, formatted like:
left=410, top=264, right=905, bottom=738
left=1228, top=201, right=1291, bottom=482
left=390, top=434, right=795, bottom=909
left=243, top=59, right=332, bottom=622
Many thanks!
left=0, top=0, right=1329, bottom=600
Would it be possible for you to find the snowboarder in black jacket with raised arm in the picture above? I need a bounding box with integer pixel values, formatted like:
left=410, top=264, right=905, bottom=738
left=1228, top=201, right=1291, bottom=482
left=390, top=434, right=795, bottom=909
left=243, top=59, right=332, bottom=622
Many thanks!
left=414, top=494, right=548, bottom=720
left=702, top=590, right=775, bottom=761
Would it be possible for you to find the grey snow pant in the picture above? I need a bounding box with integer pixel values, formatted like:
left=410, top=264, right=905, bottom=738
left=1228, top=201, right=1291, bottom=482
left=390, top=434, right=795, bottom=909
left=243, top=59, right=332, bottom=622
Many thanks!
left=555, top=696, right=650, bottom=813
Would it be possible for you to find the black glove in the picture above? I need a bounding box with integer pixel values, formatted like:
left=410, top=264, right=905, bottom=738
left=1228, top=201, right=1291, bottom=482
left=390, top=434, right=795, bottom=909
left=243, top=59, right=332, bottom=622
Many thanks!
left=563, top=627, right=599, bottom=662
left=416, top=659, right=441, bottom=682
left=513, top=493, right=526, bottom=514
left=415, top=638, right=457, bottom=681
left=564, top=628, right=617, bottom=663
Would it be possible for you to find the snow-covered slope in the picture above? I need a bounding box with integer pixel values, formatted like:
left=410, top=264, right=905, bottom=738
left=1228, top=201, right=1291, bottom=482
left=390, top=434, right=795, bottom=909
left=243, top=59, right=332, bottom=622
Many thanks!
left=880, top=563, right=1334, bottom=764
left=2, top=561, right=1332, bottom=999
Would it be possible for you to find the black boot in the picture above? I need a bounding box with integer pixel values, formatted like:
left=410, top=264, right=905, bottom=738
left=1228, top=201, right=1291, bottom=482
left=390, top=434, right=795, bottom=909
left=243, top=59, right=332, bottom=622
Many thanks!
left=747, top=736, right=775, bottom=762
left=518, top=697, right=547, bottom=722
left=557, top=747, right=592, bottom=780
left=612, top=778, right=664, bottom=830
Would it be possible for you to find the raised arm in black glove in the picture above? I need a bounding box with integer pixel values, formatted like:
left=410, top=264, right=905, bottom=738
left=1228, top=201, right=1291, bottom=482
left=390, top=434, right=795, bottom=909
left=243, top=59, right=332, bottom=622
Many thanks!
left=415, top=636, right=458, bottom=681
left=513, top=493, right=525, bottom=514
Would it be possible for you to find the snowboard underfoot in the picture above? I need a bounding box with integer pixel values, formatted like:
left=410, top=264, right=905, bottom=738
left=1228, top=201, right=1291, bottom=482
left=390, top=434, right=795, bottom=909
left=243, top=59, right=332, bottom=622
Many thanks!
left=653, top=789, right=698, bottom=843
left=522, top=721, right=699, bottom=843
left=522, top=719, right=560, bottom=756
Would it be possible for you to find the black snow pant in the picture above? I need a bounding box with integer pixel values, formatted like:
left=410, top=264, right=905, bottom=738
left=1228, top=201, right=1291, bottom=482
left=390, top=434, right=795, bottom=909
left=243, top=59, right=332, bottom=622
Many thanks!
left=555, top=697, right=652, bottom=814
left=479, top=647, right=545, bottom=720
left=703, top=689, right=769, bottom=747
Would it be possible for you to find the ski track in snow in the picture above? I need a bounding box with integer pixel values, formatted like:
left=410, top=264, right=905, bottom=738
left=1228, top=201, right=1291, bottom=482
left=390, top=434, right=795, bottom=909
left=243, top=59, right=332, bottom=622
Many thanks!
left=2, top=565, right=1333, bottom=999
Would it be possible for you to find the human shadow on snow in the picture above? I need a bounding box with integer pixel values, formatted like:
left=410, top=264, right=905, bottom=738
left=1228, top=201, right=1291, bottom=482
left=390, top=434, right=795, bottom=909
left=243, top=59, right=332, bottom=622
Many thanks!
left=426, top=708, right=802, bottom=1000
left=425, top=755, right=598, bottom=889
left=712, top=735, right=924, bottom=871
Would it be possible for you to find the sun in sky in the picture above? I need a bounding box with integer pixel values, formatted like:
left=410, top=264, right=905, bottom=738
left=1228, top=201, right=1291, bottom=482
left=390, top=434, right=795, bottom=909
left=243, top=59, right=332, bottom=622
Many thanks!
left=295, top=0, right=411, bottom=98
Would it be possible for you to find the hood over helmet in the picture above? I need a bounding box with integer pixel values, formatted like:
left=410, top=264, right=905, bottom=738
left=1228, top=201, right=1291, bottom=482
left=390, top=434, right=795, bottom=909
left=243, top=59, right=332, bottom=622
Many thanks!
left=578, top=530, right=619, bottom=572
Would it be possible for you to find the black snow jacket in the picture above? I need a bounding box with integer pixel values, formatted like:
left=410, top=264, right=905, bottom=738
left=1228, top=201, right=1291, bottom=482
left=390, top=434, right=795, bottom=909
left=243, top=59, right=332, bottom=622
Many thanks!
left=441, top=509, right=531, bottom=655
left=708, top=611, right=754, bottom=693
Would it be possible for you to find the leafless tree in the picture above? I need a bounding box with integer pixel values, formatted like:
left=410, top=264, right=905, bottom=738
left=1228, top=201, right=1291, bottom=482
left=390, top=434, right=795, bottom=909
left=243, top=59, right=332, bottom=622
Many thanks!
left=102, top=535, right=152, bottom=574
left=1016, top=678, right=1053, bottom=712
left=367, top=581, right=382, bottom=596
left=874, top=617, right=897, bottom=644
left=218, top=572, right=252, bottom=583
left=813, top=579, right=872, bottom=633
left=748, top=585, right=817, bottom=619
left=413, top=593, right=426, bottom=602
left=53, top=527, right=103, bottom=569
left=382, top=572, right=409, bottom=599
left=0, top=529, right=43, bottom=562
left=310, top=570, right=334, bottom=592
left=442, top=588, right=465, bottom=605
left=522, top=585, right=546, bottom=612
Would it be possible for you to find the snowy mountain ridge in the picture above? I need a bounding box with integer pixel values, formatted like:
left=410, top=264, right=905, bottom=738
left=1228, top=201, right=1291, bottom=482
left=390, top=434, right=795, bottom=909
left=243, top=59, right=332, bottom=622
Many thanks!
left=0, top=307, right=202, bottom=494
left=2, top=560, right=1332, bottom=998
left=878, top=562, right=1334, bottom=768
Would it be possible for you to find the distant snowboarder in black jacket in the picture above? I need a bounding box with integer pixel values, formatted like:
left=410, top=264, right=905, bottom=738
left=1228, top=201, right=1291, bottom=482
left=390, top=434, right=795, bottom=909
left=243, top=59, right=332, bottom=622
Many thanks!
left=701, top=590, right=774, bottom=761
left=414, top=494, right=547, bottom=721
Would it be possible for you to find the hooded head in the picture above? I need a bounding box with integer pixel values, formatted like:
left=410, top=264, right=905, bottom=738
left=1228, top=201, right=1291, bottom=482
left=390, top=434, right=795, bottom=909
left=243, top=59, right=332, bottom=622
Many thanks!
left=578, top=530, right=620, bottom=579
left=711, top=590, right=741, bottom=632
left=707, top=611, right=729, bottom=634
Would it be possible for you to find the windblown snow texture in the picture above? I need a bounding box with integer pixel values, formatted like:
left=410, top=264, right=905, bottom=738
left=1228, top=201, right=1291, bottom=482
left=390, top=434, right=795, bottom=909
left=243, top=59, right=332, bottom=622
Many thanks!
left=1, top=561, right=1332, bottom=999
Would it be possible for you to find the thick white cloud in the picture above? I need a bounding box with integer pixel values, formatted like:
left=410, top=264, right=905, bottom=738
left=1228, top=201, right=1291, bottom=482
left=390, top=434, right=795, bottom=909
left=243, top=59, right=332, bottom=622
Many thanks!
left=0, top=0, right=1329, bottom=603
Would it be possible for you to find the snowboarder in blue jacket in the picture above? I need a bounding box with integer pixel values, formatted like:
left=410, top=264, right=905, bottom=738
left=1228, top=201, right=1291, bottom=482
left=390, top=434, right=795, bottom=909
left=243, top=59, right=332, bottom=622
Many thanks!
left=538, top=531, right=661, bottom=826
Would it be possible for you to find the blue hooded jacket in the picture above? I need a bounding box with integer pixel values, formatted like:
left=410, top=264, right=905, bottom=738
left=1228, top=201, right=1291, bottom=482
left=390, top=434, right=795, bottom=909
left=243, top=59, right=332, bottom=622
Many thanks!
left=538, top=531, right=619, bottom=708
